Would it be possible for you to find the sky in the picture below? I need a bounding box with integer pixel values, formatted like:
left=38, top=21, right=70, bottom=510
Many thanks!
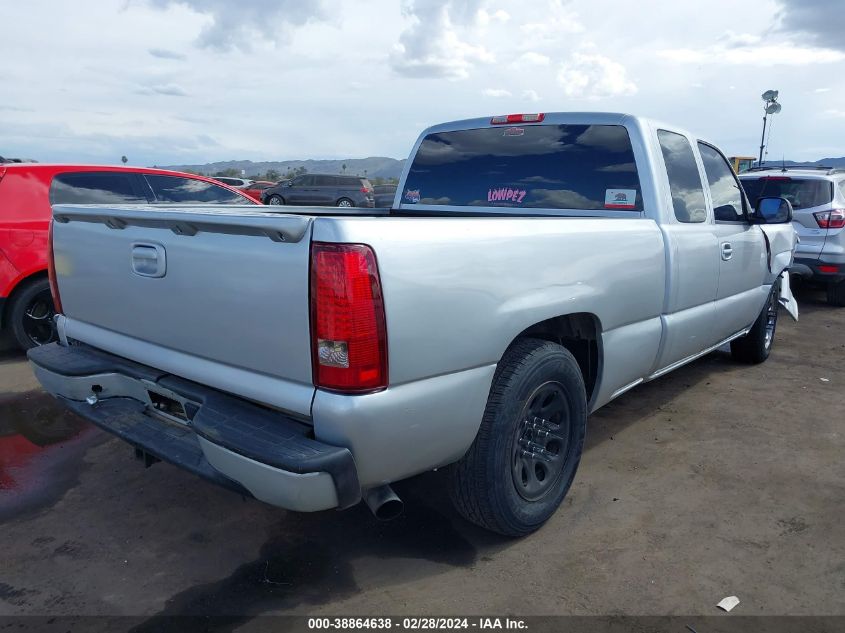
left=1, top=0, right=843, bottom=166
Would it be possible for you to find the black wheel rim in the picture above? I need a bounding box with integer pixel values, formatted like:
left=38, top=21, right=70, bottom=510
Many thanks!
left=22, top=289, right=57, bottom=346
left=764, top=287, right=779, bottom=350
left=511, top=381, right=572, bottom=502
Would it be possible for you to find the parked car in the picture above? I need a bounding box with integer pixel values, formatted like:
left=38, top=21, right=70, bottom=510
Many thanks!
left=212, top=176, right=254, bottom=189
left=31, top=112, right=796, bottom=536
left=241, top=180, right=277, bottom=202
left=0, top=163, right=257, bottom=350
left=373, top=184, right=398, bottom=207
left=262, top=174, right=375, bottom=207
left=740, top=166, right=845, bottom=305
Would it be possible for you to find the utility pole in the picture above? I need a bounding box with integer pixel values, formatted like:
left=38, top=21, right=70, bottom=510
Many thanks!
left=758, top=90, right=781, bottom=167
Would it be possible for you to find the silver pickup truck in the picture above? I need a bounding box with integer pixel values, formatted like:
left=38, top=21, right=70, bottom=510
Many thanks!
left=30, top=112, right=797, bottom=536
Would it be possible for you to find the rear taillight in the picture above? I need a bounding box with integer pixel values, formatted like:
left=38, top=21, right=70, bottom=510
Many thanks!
left=310, top=242, right=387, bottom=392
left=47, top=220, right=63, bottom=314
left=814, top=209, right=845, bottom=229
left=361, top=187, right=373, bottom=194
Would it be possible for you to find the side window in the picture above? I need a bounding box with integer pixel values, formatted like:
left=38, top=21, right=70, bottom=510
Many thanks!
left=145, top=175, right=245, bottom=204
left=657, top=130, right=707, bottom=223
left=698, top=142, right=746, bottom=222
left=315, top=176, right=331, bottom=186
left=839, top=180, right=845, bottom=199
left=50, top=172, right=147, bottom=205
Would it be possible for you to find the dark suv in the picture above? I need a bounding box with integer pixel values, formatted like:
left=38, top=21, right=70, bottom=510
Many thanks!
left=262, top=174, right=375, bottom=208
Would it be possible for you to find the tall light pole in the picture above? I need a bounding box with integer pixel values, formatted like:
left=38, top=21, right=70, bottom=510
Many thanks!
left=758, top=90, right=781, bottom=167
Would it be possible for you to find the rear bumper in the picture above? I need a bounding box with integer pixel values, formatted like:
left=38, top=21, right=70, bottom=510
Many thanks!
left=792, top=257, right=845, bottom=283
left=27, top=343, right=361, bottom=512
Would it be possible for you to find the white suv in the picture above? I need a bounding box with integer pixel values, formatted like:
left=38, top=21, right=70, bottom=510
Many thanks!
left=741, top=167, right=845, bottom=305
left=212, top=176, right=254, bottom=189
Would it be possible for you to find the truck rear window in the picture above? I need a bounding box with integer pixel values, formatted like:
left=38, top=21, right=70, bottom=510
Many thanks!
left=402, top=124, right=642, bottom=211
left=740, top=177, right=833, bottom=210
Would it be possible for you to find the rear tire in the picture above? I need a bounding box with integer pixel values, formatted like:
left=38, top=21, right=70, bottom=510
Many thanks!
left=730, top=279, right=780, bottom=364
left=450, top=338, right=587, bottom=537
left=266, top=195, right=284, bottom=205
left=8, top=278, right=57, bottom=350
left=826, top=279, right=845, bottom=307
left=336, top=198, right=354, bottom=208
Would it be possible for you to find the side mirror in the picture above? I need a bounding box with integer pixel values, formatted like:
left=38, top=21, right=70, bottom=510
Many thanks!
left=752, top=196, right=793, bottom=224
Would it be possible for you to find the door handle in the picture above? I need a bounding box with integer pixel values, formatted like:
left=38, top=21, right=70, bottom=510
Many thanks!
left=131, top=243, right=167, bottom=278
left=721, top=242, right=733, bottom=261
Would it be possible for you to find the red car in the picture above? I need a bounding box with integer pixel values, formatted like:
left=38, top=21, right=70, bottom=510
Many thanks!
left=241, top=180, right=277, bottom=202
left=0, top=163, right=258, bottom=350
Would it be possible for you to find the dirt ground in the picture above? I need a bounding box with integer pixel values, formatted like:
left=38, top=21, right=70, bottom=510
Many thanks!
left=0, top=288, right=843, bottom=625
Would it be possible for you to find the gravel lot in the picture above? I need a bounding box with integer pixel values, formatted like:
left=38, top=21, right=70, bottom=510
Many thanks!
left=0, top=289, right=843, bottom=624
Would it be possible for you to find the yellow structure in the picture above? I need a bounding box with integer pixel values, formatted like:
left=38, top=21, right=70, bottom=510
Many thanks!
left=729, top=156, right=757, bottom=173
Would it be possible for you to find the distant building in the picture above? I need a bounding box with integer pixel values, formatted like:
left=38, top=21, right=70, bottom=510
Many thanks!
left=729, top=156, right=756, bottom=173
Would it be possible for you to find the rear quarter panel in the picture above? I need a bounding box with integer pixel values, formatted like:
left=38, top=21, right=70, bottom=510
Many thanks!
left=313, top=215, right=666, bottom=390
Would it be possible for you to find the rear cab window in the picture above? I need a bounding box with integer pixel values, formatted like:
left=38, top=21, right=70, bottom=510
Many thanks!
left=740, top=176, right=833, bottom=210
left=402, top=123, right=643, bottom=212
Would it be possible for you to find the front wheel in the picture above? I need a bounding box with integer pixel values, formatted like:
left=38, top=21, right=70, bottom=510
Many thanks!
left=730, top=279, right=780, bottom=364
left=266, top=195, right=284, bottom=205
left=450, top=338, right=587, bottom=536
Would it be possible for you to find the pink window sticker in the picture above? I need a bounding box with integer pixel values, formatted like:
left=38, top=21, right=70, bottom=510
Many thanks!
left=604, top=189, right=637, bottom=209
left=404, top=189, right=421, bottom=203
left=488, top=187, right=528, bottom=204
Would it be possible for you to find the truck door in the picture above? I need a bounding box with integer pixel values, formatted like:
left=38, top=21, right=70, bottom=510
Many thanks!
left=697, top=142, right=768, bottom=341
left=653, top=130, right=721, bottom=371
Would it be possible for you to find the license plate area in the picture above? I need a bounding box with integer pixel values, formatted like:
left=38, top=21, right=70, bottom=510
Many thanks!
left=140, top=380, right=197, bottom=426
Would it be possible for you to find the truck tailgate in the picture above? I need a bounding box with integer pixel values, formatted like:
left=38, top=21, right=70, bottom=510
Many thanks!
left=51, top=205, right=316, bottom=417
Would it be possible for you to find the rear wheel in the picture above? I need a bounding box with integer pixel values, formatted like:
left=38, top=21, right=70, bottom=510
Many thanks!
left=336, top=198, right=354, bottom=208
left=450, top=338, right=587, bottom=536
left=266, top=195, right=284, bottom=205
left=8, top=278, right=57, bottom=350
left=730, top=279, right=780, bottom=364
left=827, top=279, right=845, bottom=307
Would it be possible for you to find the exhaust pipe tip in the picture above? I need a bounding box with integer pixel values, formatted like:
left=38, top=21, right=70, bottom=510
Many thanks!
left=363, top=484, right=404, bottom=521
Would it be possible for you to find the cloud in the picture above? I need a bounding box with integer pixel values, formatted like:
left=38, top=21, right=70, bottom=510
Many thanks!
left=824, top=109, right=845, bottom=118
left=517, top=51, right=550, bottom=66
left=144, top=0, right=327, bottom=51
left=521, top=89, right=540, bottom=102
left=483, top=88, right=512, bottom=97
left=657, top=31, right=845, bottom=66
left=148, top=48, right=186, bottom=60
left=659, top=42, right=845, bottom=65
left=774, top=0, right=845, bottom=51
left=814, top=87, right=831, bottom=93
left=520, top=0, right=583, bottom=40
left=557, top=53, right=637, bottom=99
left=391, top=0, right=494, bottom=80
left=477, top=8, right=510, bottom=25
left=137, top=83, right=189, bottom=97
